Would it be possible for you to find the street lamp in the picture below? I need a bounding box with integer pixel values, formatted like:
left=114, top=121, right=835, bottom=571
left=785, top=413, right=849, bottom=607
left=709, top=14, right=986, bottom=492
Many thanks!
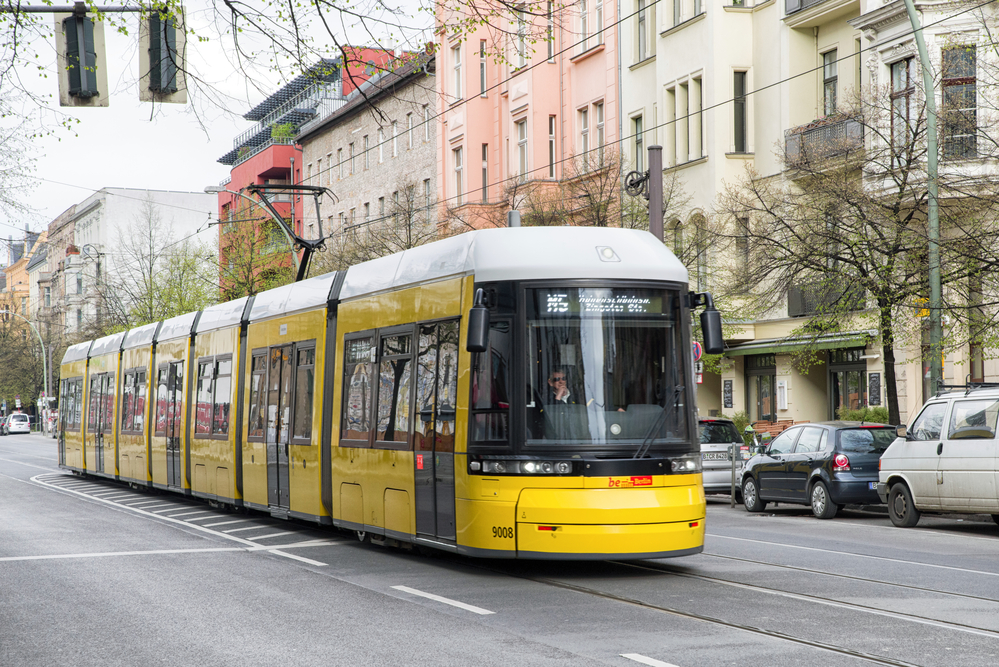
left=205, top=184, right=330, bottom=281
left=0, top=309, right=49, bottom=419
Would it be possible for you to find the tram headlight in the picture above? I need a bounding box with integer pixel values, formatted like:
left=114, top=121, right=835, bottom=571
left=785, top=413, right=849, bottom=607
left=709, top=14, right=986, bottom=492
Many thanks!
left=482, top=460, right=514, bottom=474
left=555, top=461, right=571, bottom=474
left=473, top=459, right=574, bottom=475
left=522, top=461, right=539, bottom=473
left=541, top=462, right=554, bottom=474
left=670, top=454, right=702, bottom=473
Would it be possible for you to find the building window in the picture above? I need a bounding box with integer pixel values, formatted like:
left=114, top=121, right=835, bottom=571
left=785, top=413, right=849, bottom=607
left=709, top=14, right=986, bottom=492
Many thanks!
left=337, top=148, right=343, bottom=178
left=392, top=121, right=398, bottom=157
left=378, top=129, right=384, bottom=163
left=595, top=102, right=604, bottom=165
left=823, top=50, right=837, bottom=117
left=579, top=108, right=589, bottom=172
left=363, top=135, right=370, bottom=169
left=634, top=115, right=644, bottom=172
left=480, top=40, right=488, bottom=95
left=44, top=286, right=51, bottom=308
left=481, top=143, right=489, bottom=201
left=942, top=45, right=977, bottom=159
left=424, top=105, right=430, bottom=141
left=349, top=143, right=355, bottom=174
left=424, top=179, right=432, bottom=210
left=349, top=208, right=356, bottom=225
left=452, top=45, right=462, bottom=100
left=407, top=113, right=414, bottom=149
left=673, top=0, right=680, bottom=27
left=453, top=146, right=464, bottom=205
left=581, top=0, right=589, bottom=52
left=734, top=71, right=747, bottom=153
left=595, top=0, right=603, bottom=45
left=21, top=296, right=26, bottom=316
left=548, top=116, right=557, bottom=178
left=637, top=0, right=648, bottom=62
left=77, top=273, right=83, bottom=294
left=515, top=8, right=527, bottom=68
left=378, top=197, right=385, bottom=216
left=77, top=309, right=82, bottom=327
left=547, top=2, right=555, bottom=61
left=516, top=119, right=528, bottom=180
left=691, top=77, right=703, bottom=159
left=364, top=202, right=370, bottom=221
left=891, top=58, right=915, bottom=155
left=694, top=0, right=701, bottom=15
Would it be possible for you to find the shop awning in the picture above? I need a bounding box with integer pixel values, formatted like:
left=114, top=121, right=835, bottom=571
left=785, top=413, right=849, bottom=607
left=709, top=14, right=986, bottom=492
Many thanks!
left=722, top=330, right=876, bottom=357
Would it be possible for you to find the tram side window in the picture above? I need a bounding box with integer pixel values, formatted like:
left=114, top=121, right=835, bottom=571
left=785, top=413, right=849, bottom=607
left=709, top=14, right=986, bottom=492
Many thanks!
left=292, top=346, right=316, bottom=443
left=376, top=334, right=413, bottom=449
left=341, top=336, right=374, bottom=446
left=120, top=372, right=136, bottom=433
left=134, top=372, right=147, bottom=433
left=88, top=376, right=102, bottom=429
left=63, top=377, right=84, bottom=431
left=472, top=320, right=511, bottom=443
left=103, top=375, right=115, bottom=432
left=248, top=353, right=267, bottom=440
left=195, top=355, right=232, bottom=438
left=155, top=367, right=168, bottom=436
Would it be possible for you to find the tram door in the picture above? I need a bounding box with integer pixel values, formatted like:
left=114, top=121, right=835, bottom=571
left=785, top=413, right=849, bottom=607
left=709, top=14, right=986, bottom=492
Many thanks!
left=88, top=374, right=112, bottom=474
left=162, top=362, right=184, bottom=489
left=415, top=321, right=459, bottom=541
left=266, top=345, right=293, bottom=509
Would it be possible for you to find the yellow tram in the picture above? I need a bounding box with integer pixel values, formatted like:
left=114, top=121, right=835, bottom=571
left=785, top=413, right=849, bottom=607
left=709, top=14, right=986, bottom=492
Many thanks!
left=59, top=227, right=722, bottom=559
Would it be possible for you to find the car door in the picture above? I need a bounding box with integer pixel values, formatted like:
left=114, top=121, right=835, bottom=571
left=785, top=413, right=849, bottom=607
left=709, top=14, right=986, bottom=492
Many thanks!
left=786, top=426, right=826, bottom=502
left=756, top=429, right=798, bottom=500
left=898, top=401, right=948, bottom=510
left=939, top=398, right=999, bottom=512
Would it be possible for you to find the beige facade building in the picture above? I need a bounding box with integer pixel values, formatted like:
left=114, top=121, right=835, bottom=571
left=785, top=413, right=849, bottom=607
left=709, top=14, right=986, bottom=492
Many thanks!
left=297, top=54, right=438, bottom=250
left=621, top=0, right=998, bottom=425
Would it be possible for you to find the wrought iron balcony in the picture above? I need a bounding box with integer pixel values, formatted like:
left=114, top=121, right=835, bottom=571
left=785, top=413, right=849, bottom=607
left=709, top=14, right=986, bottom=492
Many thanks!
left=788, top=279, right=866, bottom=318
left=785, top=115, right=863, bottom=167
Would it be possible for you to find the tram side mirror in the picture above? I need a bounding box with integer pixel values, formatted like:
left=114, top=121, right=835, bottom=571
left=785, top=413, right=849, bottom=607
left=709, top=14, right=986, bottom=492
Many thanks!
left=700, top=303, right=724, bottom=355
left=467, top=288, right=490, bottom=353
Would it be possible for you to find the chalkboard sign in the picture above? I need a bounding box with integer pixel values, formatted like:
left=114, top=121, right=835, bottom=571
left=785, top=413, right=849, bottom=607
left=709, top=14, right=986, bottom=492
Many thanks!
left=869, top=373, right=881, bottom=406
left=723, top=380, right=733, bottom=409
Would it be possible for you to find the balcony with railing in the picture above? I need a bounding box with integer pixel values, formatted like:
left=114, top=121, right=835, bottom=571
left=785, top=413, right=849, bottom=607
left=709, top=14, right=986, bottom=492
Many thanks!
left=785, top=114, right=863, bottom=167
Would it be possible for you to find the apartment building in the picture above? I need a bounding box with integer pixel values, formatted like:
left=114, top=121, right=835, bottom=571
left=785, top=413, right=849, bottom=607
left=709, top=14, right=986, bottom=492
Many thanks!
left=436, top=1, right=621, bottom=225
left=296, top=52, right=438, bottom=254
left=621, top=0, right=998, bottom=424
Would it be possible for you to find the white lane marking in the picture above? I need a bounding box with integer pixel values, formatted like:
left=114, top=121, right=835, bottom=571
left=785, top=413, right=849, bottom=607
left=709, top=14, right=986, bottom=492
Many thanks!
left=712, top=534, right=999, bottom=578
left=391, top=586, right=495, bottom=615
left=0, top=547, right=243, bottom=562
left=134, top=504, right=176, bottom=511
left=152, top=506, right=191, bottom=513
left=621, top=655, right=680, bottom=667
left=223, top=526, right=274, bottom=534
left=29, top=474, right=327, bottom=567
left=165, top=510, right=215, bottom=519
left=0, top=458, right=59, bottom=472
left=202, top=519, right=252, bottom=528
left=246, top=532, right=295, bottom=541
left=267, top=550, right=327, bottom=566
left=123, top=500, right=168, bottom=507
left=90, top=491, right=130, bottom=497
left=183, top=515, right=226, bottom=522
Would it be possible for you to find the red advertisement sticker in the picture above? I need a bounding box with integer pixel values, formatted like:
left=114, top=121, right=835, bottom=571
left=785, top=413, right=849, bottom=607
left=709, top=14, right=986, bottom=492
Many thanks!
left=417, top=454, right=424, bottom=470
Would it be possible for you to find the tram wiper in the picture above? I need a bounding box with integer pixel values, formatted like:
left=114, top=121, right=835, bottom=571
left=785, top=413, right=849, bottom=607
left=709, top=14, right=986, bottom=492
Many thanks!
left=633, top=385, right=683, bottom=460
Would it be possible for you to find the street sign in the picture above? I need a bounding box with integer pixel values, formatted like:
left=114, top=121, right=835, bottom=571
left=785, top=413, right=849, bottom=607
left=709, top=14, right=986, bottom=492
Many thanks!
left=692, top=341, right=703, bottom=362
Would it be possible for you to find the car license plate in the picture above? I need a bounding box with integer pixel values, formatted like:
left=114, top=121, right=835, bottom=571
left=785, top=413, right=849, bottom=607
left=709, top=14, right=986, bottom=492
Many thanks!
left=869, top=482, right=877, bottom=490
left=702, top=452, right=728, bottom=461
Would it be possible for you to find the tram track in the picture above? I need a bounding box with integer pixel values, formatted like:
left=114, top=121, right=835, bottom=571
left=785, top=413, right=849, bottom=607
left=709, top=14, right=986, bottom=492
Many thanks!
left=501, top=567, right=926, bottom=667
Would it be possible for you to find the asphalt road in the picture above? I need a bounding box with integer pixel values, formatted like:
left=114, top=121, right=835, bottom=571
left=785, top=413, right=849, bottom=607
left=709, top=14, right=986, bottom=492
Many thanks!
left=3, top=433, right=999, bottom=667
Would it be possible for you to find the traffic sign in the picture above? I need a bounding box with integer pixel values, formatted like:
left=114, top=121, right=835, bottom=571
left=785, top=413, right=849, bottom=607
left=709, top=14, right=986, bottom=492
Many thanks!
left=692, top=341, right=703, bottom=362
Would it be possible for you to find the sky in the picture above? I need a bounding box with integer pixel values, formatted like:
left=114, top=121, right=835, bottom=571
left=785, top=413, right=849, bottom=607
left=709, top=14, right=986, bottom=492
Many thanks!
left=1, top=1, right=430, bottom=247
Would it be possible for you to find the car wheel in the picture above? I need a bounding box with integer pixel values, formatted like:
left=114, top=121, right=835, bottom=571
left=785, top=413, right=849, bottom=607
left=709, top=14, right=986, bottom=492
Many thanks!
left=888, top=482, right=921, bottom=527
left=742, top=477, right=766, bottom=512
left=810, top=481, right=838, bottom=519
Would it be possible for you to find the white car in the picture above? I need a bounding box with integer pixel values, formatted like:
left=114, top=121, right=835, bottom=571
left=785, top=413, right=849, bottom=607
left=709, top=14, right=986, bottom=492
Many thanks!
left=878, top=386, right=999, bottom=527
left=5, top=413, right=31, bottom=435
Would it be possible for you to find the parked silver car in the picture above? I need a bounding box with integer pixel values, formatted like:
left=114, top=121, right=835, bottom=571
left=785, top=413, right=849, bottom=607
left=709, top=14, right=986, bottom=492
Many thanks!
left=698, top=417, right=748, bottom=500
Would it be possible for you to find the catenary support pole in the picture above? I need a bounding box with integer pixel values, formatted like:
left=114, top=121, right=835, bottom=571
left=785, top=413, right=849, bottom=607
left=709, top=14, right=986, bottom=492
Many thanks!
left=648, top=146, right=664, bottom=242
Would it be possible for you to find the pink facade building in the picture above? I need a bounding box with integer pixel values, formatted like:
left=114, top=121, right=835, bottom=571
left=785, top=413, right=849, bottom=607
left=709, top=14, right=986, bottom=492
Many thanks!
left=436, top=3, right=620, bottom=226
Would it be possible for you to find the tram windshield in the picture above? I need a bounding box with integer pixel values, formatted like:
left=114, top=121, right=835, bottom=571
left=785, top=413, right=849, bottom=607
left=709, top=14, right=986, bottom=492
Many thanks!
left=525, top=287, right=690, bottom=451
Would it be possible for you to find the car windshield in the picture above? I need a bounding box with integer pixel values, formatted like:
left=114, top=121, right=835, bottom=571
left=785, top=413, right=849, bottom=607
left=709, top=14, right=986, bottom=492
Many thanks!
left=699, top=421, right=741, bottom=444
left=524, top=286, right=691, bottom=451
left=11, top=415, right=27, bottom=422
left=838, top=428, right=895, bottom=453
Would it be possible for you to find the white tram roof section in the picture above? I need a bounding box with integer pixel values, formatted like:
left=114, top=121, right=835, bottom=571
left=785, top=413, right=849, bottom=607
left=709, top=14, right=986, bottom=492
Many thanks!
left=248, top=271, right=337, bottom=322
left=89, top=331, right=126, bottom=358
left=157, top=311, right=199, bottom=342
left=62, top=341, right=93, bottom=364
left=122, top=322, right=160, bottom=350
left=339, top=227, right=688, bottom=301
left=196, top=296, right=249, bottom=334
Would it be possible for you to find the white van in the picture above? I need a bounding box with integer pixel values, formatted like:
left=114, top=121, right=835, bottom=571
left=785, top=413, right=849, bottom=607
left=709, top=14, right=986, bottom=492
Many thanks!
left=877, top=387, right=999, bottom=527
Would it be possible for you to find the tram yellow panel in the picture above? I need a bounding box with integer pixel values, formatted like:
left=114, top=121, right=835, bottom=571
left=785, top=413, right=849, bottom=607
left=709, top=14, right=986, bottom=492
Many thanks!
left=516, top=483, right=705, bottom=525
left=384, top=489, right=411, bottom=535
left=516, top=519, right=705, bottom=557
left=119, top=344, right=153, bottom=484
left=455, top=498, right=518, bottom=554
left=191, top=327, right=242, bottom=502
left=330, top=448, right=416, bottom=529
left=338, top=278, right=464, bottom=332
left=289, top=443, right=322, bottom=517
left=242, top=441, right=268, bottom=506
left=83, top=352, right=120, bottom=477
left=60, top=359, right=88, bottom=471
left=149, top=338, right=191, bottom=490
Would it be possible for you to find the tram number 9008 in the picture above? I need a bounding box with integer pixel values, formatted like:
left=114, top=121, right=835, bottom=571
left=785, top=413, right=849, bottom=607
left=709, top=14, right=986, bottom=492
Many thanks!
left=492, top=526, right=514, bottom=539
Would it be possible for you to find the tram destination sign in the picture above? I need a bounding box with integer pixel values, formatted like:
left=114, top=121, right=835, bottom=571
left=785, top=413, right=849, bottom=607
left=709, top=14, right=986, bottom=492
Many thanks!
left=538, top=289, right=665, bottom=317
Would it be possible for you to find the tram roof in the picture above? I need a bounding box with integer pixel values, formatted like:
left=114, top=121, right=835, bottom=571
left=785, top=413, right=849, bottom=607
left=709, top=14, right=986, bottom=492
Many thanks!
left=157, top=311, right=199, bottom=343
left=62, top=341, right=92, bottom=364
left=196, top=296, right=250, bottom=334
left=248, top=271, right=338, bottom=321
left=122, top=322, right=160, bottom=350
left=339, top=227, right=688, bottom=300
left=89, top=331, right=126, bottom=358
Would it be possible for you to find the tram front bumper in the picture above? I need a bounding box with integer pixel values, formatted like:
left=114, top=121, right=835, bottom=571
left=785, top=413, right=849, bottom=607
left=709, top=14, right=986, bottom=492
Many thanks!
left=514, top=482, right=705, bottom=559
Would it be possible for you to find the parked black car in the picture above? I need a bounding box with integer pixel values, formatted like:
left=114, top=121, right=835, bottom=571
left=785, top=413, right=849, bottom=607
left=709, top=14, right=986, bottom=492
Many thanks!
left=741, top=421, right=896, bottom=519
